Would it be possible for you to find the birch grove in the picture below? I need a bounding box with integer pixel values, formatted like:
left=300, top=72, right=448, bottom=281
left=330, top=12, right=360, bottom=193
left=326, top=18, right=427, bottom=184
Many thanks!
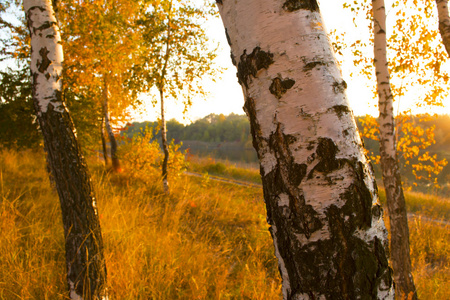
left=216, top=0, right=394, bottom=298
left=372, top=0, right=417, bottom=298
left=24, top=0, right=108, bottom=298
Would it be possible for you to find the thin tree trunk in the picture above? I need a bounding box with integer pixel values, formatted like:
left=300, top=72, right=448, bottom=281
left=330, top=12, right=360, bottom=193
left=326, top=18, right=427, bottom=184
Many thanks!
left=24, top=1, right=108, bottom=299
left=158, top=2, right=172, bottom=193
left=160, top=88, right=169, bottom=192
left=102, top=80, right=120, bottom=172
left=436, top=0, right=450, bottom=56
left=373, top=0, right=417, bottom=299
left=100, top=116, right=109, bottom=168
left=216, top=1, right=394, bottom=299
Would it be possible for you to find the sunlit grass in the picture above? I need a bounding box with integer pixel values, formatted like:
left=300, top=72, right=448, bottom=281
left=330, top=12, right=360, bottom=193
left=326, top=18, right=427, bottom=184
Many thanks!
left=186, top=155, right=261, bottom=184
left=0, top=148, right=448, bottom=299
left=378, top=188, right=450, bottom=221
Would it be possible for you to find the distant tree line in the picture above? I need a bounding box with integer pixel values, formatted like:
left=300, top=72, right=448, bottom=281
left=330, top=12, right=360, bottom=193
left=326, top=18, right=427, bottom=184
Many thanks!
left=124, top=113, right=253, bottom=146
left=123, top=113, right=450, bottom=190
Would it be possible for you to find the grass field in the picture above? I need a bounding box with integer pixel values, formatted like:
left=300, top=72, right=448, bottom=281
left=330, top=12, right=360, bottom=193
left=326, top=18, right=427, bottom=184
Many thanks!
left=0, top=149, right=448, bottom=299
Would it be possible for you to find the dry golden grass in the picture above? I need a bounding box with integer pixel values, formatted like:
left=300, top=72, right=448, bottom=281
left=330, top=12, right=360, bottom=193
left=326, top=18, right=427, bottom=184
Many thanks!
left=0, top=148, right=448, bottom=299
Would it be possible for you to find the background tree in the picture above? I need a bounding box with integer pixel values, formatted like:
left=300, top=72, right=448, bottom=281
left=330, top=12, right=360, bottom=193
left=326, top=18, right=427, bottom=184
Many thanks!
left=0, top=68, right=41, bottom=148
left=216, top=0, right=393, bottom=298
left=334, top=0, right=448, bottom=189
left=436, top=0, right=450, bottom=55
left=24, top=0, right=107, bottom=298
left=373, top=0, right=417, bottom=297
left=132, top=0, right=219, bottom=191
left=58, top=0, right=145, bottom=171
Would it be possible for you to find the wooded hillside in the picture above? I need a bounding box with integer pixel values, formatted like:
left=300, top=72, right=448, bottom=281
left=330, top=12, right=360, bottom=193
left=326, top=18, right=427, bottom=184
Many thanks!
left=123, top=113, right=450, bottom=194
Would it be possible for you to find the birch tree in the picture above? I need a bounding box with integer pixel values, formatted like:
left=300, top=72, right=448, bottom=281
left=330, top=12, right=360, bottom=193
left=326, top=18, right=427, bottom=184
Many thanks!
left=372, top=1, right=417, bottom=298
left=133, top=0, right=218, bottom=191
left=216, top=1, right=393, bottom=298
left=24, top=0, right=108, bottom=298
left=58, top=0, right=144, bottom=172
left=436, top=0, right=450, bottom=56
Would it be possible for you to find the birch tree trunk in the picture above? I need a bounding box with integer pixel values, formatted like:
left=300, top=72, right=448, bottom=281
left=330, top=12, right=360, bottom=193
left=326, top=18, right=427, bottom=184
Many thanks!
left=24, top=0, right=108, bottom=299
left=436, top=0, right=450, bottom=56
left=100, top=116, right=109, bottom=168
left=159, top=88, right=170, bottom=192
left=373, top=0, right=418, bottom=299
left=216, top=1, right=394, bottom=299
left=158, top=5, right=172, bottom=193
left=102, top=79, right=121, bottom=172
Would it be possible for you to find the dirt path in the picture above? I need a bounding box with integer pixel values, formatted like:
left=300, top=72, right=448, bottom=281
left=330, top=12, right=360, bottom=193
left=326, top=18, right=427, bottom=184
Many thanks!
left=185, top=171, right=450, bottom=227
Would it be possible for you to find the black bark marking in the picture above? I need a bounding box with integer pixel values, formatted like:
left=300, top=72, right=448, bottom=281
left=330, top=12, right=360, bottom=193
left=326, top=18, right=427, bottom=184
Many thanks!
left=306, top=138, right=373, bottom=229
left=38, top=47, right=51, bottom=73
left=216, top=0, right=222, bottom=4
left=261, top=124, right=323, bottom=239
left=308, top=137, right=341, bottom=177
left=225, top=28, right=232, bottom=46
left=338, top=162, right=373, bottom=229
left=283, top=0, right=319, bottom=12
left=290, top=163, right=307, bottom=187
left=237, top=47, right=274, bottom=88
left=290, top=195, right=323, bottom=238
left=243, top=97, right=263, bottom=155
left=374, top=236, right=393, bottom=290
left=269, top=77, right=296, bottom=99
left=36, top=21, right=56, bottom=32
left=329, top=104, right=351, bottom=118
left=303, top=61, right=327, bottom=72
left=372, top=204, right=382, bottom=220
left=332, top=80, right=347, bottom=94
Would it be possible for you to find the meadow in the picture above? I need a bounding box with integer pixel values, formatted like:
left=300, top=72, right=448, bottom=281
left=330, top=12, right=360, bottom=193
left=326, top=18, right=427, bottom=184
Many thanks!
left=0, top=148, right=449, bottom=299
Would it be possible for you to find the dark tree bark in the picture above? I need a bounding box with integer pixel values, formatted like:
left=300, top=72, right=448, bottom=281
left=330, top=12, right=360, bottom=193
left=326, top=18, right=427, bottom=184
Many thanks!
left=216, top=1, right=394, bottom=299
left=373, top=0, right=417, bottom=298
left=102, top=79, right=121, bottom=172
left=24, top=0, right=108, bottom=299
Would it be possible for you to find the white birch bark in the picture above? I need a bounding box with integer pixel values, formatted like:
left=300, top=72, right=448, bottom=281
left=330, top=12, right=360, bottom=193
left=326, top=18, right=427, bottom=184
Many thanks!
left=436, top=0, right=450, bottom=56
left=217, top=0, right=394, bottom=298
left=26, top=0, right=64, bottom=115
left=373, top=0, right=417, bottom=299
left=24, top=0, right=108, bottom=298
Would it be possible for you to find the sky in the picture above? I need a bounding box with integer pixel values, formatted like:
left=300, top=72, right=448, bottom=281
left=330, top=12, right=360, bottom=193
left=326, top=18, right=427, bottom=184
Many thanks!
left=135, top=1, right=379, bottom=124
left=2, top=0, right=449, bottom=124
left=136, top=0, right=450, bottom=125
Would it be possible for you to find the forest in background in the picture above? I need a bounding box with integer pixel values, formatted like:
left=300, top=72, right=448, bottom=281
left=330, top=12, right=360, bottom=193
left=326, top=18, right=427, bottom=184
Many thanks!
left=123, top=113, right=450, bottom=194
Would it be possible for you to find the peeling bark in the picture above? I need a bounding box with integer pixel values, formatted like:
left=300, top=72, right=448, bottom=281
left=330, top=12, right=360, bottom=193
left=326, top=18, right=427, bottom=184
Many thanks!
left=436, top=0, right=450, bottom=56
left=24, top=0, right=108, bottom=298
left=217, top=0, right=394, bottom=298
left=372, top=0, right=417, bottom=299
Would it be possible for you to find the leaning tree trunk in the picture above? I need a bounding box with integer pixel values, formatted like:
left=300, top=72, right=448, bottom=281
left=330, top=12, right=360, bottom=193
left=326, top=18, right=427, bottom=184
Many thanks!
left=159, top=88, right=170, bottom=192
left=373, top=0, right=417, bottom=299
left=436, top=0, right=450, bottom=56
left=24, top=0, right=108, bottom=299
left=216, top=1, right=394, bottom=299
left=102, top=80, right=121, bottom=172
